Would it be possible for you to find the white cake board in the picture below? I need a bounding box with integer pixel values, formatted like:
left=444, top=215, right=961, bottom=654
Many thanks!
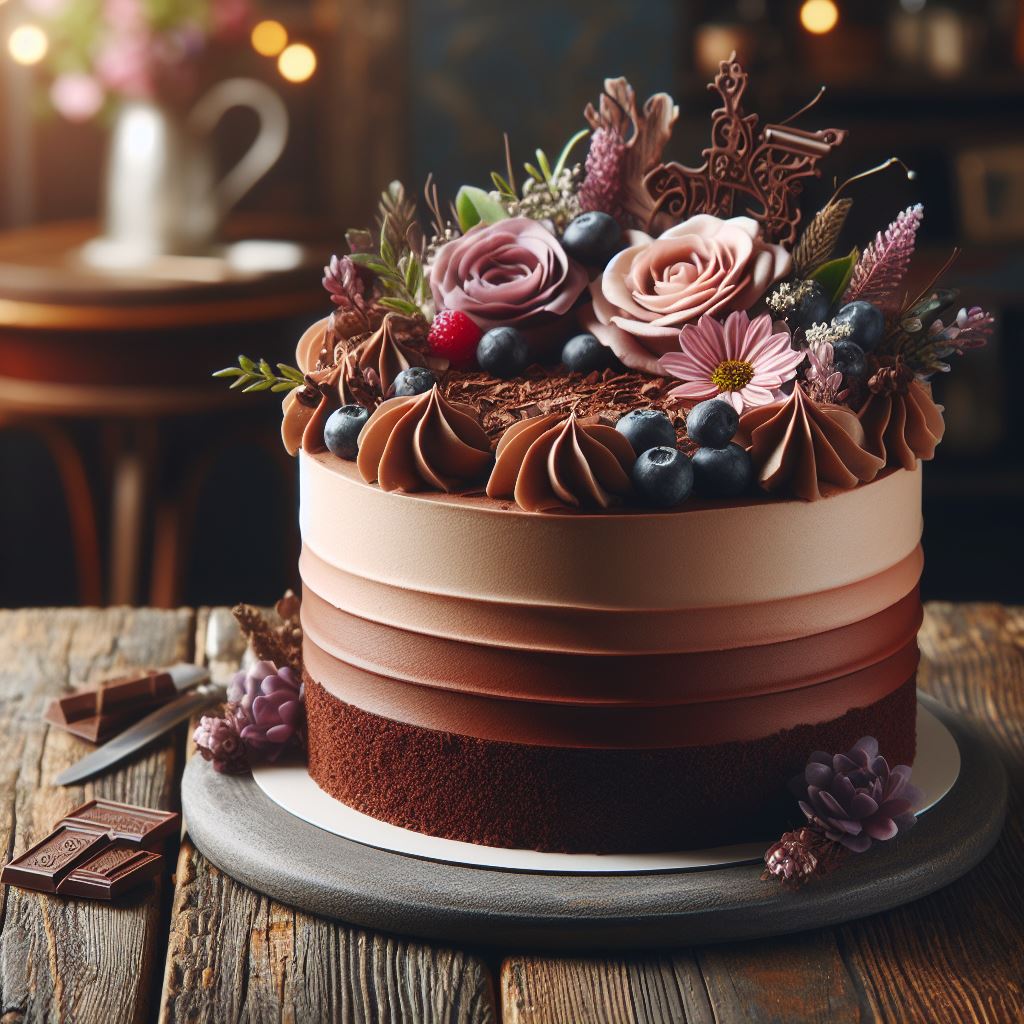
left=251, top=702, right=959, bottom=875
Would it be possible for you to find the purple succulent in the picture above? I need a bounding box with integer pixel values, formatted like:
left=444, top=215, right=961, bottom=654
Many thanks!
left=193, top=714, right=247, bottom=774
left=790, top=736, right=923, bottom=853
left=228, top=660, right=305, bottom=762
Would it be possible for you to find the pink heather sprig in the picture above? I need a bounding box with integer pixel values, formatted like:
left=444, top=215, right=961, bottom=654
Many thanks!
left=803, top=340, right=850, bottom=405
left=323, top=254, right=371, bottom=314
left=903, top=304, right=994, bottom=378
left=844, top=204, right=924, bottom=313
left=578, top=127, right=627, bottom=221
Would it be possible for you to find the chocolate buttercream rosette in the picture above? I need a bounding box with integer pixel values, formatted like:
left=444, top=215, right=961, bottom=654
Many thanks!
left=356, top=386, right=493, bottom=493
left=858, top=365, right=945, bottom=470
left=739, top=387, right=884, bottom=501
left=486, top=412, right=635, bottom=513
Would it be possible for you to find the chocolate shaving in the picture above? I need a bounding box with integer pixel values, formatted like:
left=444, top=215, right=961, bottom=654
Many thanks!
left=441, top=366, right=694, bottom=450
left=232, top=591, right=303, bottom=673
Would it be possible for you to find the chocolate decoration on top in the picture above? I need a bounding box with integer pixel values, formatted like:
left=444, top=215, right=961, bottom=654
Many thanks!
left=644, top=55, right=847, bottom=245
left=59, top=799, right=180, bottom=849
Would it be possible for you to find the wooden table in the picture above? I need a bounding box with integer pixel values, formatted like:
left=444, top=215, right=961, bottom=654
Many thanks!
left=0, top=220, right=325, bottom=607
left=0, top=604, right=1020, bottom=1023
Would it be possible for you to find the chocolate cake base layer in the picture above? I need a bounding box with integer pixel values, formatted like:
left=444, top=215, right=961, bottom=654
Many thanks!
left=305, top=675, right=918, bottom=853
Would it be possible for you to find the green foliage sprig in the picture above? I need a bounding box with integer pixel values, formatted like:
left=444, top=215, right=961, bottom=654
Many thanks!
left=349, top=213, right=432, bottom=319
left=213, top=356, right=305, bottom=393
left=491, top=129, right=589, bottom=200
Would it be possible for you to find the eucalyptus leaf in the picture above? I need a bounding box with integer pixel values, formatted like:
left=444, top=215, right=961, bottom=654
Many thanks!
left=455, top=185, right=509, bottom=233
left=810, top=247, right=859, bottom=306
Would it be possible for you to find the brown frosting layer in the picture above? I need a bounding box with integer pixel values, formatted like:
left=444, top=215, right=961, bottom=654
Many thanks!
left=298, top=543, right=923, bottom=655
left=301, top=585, right=921, bottom=707
left=486, top=413, right=636, bottom=512
left=740, top=387, right=885, bottom=501
left=859, top=375, right=945, bottom=470
left=356, top=386, right=493, bottom=493
left=301, top=453, right=923, bottom=611
left=305, top=674, right=918, bottom=852
left=304, top=635, right=918, bottom=748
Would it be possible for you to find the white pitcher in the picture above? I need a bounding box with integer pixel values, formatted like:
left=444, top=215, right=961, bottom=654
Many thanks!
left=92, top=78, right=288, bottom=263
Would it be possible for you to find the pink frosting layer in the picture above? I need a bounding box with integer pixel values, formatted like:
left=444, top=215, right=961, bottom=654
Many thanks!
left=299, top=452, right=922, bottom=611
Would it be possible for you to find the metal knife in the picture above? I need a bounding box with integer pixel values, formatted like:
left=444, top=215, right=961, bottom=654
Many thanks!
left=55, top=664, right=222, bottom=786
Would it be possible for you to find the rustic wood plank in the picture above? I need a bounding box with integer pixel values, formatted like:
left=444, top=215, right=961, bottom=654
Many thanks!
left=0, top=606, right=194, bottom=1024
left=835, top=602, right=1024, bottom=1023
left=500, top=603, right=1024, bottom=1024
left=502, top=955, right=713, bottom=1024
left=159, top=608, right=497, bottom=1024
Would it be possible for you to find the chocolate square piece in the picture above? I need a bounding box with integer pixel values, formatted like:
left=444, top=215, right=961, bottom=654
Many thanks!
left=56, top=841, right=163, bottom=900
left=1, top=824, right=111, bottom=893
left=59, top=800, right=180, bottom=849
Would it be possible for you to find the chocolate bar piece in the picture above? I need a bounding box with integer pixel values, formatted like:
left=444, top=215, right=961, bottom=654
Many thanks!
left=44, top=670, right=178, bottom=745
left=59, top=800, right=180, bottom=849
left=1, top=824, right=111, bottom=893
left=56, top=841, right=163, bottom=900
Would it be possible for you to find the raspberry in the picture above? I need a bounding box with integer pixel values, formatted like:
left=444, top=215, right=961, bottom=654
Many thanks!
left=428, top=310, right=482, bottom=369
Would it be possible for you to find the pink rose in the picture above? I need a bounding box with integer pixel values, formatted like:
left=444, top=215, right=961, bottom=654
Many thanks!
left=582, top=214, right=791, bottom=374
left=430, top=217, right=588, bottom=341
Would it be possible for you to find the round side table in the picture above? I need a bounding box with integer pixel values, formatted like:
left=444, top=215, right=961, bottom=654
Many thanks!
left=0, top=220, right=326, bottom=606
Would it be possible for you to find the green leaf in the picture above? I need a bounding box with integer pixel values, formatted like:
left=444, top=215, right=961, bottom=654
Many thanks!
left=810, top=247, right=860, bottom=306
left=278, top=364, right=305, bottom=382
left=378, top=296, right=420, bottom=315
left=535, top=148, right=553, bottom=184
left=212, top=367, right=245, bottom=378
left=552, top=129, right=589, bottom=180
left=454, top=185, right=509, bottom=233
left=238, top=354, right=256, bottom=373
left=490, top=171, right=515, bottom=199
left=271, top=381, right=301, bottom=393
left=242, top=379, right=273, bottom=393
left=378, top=218, right=396, bottom=268
left=523, top=162, right=544, bottom=183
left=348, top=253, right=391, bottom=275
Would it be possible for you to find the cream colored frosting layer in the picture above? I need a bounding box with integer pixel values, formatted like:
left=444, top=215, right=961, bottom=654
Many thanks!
left=300, top=452, right=922, bottom=611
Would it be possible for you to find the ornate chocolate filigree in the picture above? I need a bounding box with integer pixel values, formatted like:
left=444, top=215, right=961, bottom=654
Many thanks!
left=644, top=55, right=847, bottom=245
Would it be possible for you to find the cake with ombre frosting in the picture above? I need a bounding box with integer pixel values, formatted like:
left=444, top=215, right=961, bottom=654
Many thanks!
left=217, top=57, right=992, bottom=852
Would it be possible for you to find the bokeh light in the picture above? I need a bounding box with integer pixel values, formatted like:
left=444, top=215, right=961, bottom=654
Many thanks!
left=251, top=19, right=288, bottom=58
left=8, top=24, right=49, bottom=65
left=799, top=0, right=840, bottom=35
left=277, top=43, right=316, bottom=83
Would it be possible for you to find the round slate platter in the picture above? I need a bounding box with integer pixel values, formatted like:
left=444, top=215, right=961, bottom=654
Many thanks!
left=181, top=695, right=1007, bottom=951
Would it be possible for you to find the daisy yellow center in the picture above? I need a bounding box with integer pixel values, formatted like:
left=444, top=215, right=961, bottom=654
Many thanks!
left=710, top=359, right=755, bottom=393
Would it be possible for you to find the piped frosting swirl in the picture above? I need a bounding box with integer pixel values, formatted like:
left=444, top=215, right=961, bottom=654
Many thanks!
left=858, top=365, right=945, bottom=469
left=739, top=387, right=884, bottom=501
left=347, top=313, right=442, bottom=395
left=356, top=386, right=493, bottom=493
left=486, top=413, right=636, bottom=512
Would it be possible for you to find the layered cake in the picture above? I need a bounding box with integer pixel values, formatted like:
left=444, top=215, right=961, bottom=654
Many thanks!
left=221, top=57, right=991, bottom=852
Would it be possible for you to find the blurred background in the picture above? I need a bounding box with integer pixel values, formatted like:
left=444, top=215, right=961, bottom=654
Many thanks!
left=0, top=0, right=1021, bottom=609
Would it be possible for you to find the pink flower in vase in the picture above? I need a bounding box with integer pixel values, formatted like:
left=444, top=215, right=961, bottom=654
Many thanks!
left=659, top=310, right=806, bottom=414
left=50, top=73, right=105, bottom=122
left=96, top=32, right=155, bottom=98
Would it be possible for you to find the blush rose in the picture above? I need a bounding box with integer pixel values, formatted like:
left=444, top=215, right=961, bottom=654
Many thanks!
left=581, top=214, right=791, bottom=374
left=429, top=217, right=588, bottom=341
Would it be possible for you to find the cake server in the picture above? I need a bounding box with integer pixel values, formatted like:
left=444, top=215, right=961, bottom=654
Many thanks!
left=55, top=664, right=221, bottom=786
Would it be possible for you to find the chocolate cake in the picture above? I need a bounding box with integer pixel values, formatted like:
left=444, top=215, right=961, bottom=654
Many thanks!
left=216, top=56, right=992, bottom=853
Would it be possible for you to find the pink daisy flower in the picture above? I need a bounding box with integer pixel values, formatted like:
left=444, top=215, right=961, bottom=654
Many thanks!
left=658, top=311, right=806, bottom=413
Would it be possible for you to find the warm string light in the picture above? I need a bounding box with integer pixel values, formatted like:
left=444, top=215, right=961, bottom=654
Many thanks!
left=800, top=0, right=840, bottom=35
left=251, top=19, right=288, bottom=58
left=8, top=23, right=49, bottom=65
left=278, top=42, right=316, bottom=83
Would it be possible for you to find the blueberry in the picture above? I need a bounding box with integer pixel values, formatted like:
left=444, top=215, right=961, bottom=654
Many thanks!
left=692, top=443, right=753, bottom=498
left=833, top=301, right=885, bottom=352
left=831, top=340, right=869, bottom=385
left=477, top=326, right=529, bottom=379
left=787, top=280, right=832, bottom=332
left=560, top=211, right=622, bottom=267
left=631, top=447, right=693, bottom=508
left=685, top=398, right=739, bottom=449
left=324, top=404, right=370, bottom=460
left=615, top=408, right=677, bottom=455
left=561, top=333, right=613, bottom=373
left=392, top=366, right=436, bottom=397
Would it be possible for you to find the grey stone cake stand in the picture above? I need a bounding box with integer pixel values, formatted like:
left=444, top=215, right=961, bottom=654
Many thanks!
left=181, top=695, right=1007, bottom=951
